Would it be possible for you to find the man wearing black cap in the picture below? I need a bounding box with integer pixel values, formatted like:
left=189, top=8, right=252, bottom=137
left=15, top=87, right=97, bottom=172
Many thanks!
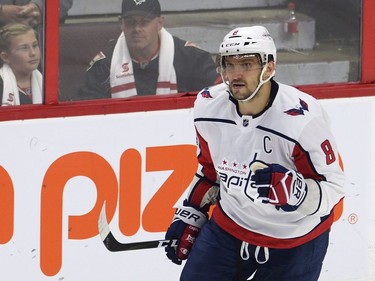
left=77, top=0, right=220, bottom=100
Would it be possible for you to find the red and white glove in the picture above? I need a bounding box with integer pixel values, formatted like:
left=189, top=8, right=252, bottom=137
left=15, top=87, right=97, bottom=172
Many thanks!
left=250, top=161, right=308, bottom=211
left=165, top=200, right=208, bottom=264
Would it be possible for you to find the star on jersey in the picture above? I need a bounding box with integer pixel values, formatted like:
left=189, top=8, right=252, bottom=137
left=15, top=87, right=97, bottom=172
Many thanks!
left=284, top=98, right=309, bottom=116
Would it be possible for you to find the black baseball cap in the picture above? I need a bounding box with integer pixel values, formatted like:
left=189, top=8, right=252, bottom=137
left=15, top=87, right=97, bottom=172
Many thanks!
left=121, top=0, right=161, bottom=19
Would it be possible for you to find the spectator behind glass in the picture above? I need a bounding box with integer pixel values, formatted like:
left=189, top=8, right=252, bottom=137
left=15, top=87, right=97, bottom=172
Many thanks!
left=0, top=0, right=73, bottom=75
left=0, top=23, right=42, bottom=105
left=76, top=0, right=220, bottom=100
left=0, top=0, right=73, bottom=27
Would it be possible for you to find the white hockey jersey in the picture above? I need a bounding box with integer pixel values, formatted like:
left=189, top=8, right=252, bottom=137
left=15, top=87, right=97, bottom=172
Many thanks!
left=187, top=80, right=345, bottom=249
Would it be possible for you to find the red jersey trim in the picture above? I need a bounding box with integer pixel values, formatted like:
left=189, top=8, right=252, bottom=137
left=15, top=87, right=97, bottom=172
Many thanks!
left=212, top=203, right=334, bottom=249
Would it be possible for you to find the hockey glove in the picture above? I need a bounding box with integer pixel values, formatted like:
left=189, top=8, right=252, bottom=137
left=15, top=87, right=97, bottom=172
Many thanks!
left=250, top=161, right=308, bottom=211
left=165, top=200, right=208, bottom=265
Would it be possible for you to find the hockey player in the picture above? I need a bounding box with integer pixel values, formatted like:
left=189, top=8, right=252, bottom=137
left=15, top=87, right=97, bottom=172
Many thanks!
left=165, top=25, right=345, bottom=281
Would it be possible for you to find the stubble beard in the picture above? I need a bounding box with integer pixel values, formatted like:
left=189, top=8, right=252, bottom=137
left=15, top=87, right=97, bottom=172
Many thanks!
left=230, top=84, right=254, bottom=101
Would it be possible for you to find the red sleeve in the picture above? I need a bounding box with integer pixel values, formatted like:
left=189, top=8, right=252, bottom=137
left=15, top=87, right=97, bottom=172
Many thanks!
left=187, top=130, right=219, bottom=211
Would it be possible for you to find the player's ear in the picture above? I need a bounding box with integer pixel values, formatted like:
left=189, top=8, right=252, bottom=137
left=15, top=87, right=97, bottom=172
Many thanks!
left=263, top=61, right=276, bottom=80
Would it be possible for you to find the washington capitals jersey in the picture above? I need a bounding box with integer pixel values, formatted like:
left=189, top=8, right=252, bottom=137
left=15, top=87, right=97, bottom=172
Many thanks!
left=187, top=80, right=345, bottom=249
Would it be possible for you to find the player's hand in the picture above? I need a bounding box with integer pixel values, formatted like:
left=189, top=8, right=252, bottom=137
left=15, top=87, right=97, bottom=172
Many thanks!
left=250, top=161, right=307, bottom=211
left=165, top=200, right=207, bottom=265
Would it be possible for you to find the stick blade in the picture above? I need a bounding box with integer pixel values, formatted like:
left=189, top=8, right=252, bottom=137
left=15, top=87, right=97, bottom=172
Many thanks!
left=98, top=201, right=110, bottom=242
left=97, top=201, right=178, bottom=252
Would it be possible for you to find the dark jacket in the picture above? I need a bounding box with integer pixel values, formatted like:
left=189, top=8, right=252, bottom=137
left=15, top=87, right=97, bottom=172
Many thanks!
left=76, top=35, right=219, bottom=100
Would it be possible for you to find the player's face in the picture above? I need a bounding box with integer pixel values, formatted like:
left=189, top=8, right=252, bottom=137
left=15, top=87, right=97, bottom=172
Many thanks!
left=222, top=55, right=264, bottom=101
left=0, top=30, right=40, bottom=77
left=120, top=15, right=164, bottom=52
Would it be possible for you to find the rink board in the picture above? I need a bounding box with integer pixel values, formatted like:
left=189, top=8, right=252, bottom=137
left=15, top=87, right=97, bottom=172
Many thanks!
left=0, top=97, right=374, bottom=280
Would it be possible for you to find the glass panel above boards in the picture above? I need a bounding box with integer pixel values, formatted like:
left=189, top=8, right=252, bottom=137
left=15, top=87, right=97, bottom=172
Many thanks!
left=57, top=0, right=362, bottom=102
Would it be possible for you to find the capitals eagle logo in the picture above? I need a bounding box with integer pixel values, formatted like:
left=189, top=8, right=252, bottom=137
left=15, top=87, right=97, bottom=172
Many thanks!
left=284, top=98, right=309, bottom=116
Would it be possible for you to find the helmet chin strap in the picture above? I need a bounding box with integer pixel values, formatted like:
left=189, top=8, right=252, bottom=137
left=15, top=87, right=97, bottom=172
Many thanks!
left=225, top=65, right=275, bottom=102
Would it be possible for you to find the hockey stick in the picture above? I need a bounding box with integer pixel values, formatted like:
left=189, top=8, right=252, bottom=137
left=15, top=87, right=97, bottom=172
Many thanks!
left=98, top=202, right=178, bottom=252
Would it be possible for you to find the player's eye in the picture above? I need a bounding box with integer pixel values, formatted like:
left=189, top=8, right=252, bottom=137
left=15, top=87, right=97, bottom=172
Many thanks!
left=224, top=63, right=235, bottom=72
left=224, top=62, right=259, bottom=73
left=241, top=63, right=254, bottom=71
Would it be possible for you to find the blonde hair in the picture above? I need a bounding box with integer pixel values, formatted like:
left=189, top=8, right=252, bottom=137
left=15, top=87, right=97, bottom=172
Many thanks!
left=0, top=23, right=38, bottom=66
left=0, top=23, right=38, bottom=51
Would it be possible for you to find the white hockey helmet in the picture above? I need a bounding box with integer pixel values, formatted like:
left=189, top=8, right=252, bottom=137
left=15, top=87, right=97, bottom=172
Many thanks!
left=219, top=26, right=277, bottom=66
left=219, top=26, right=277, bottom=102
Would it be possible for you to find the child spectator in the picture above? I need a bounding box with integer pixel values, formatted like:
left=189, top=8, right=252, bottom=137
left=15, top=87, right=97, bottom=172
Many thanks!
left=0, top=23, right=42, bottom=105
